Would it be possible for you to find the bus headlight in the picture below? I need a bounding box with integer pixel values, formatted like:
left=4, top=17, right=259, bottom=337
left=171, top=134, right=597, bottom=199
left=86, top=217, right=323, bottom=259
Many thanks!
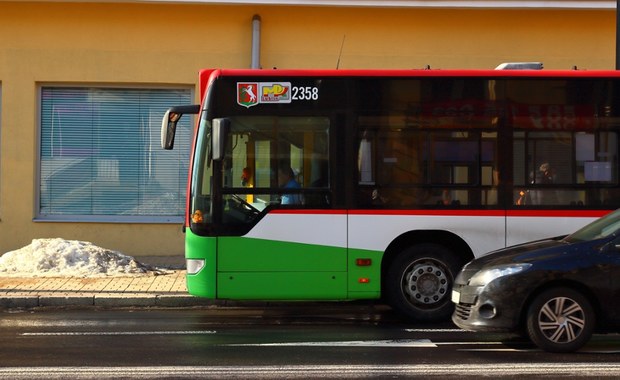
left=186, top=259, right=205, bottom=275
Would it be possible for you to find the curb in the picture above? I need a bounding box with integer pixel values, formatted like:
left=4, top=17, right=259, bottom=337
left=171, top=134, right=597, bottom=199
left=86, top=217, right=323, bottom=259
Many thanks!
left=0, top=294, right=216, bottom=310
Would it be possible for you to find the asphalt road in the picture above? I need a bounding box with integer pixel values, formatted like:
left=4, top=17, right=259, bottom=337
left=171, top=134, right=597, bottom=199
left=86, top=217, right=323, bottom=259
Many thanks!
left=2, top=306, right=620, bottom=378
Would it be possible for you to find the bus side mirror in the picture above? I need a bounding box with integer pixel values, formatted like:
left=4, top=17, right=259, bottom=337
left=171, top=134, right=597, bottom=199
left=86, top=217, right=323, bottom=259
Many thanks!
left=212, top=118, right=230, bottom=161
left=161, top=105, right=200, bottom=150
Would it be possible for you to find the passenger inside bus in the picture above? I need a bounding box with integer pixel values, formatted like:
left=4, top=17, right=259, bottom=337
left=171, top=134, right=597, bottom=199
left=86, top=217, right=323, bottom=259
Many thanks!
left=529, top=162, right=558, bottom=205
left=278, top=166, right=302, bottom=205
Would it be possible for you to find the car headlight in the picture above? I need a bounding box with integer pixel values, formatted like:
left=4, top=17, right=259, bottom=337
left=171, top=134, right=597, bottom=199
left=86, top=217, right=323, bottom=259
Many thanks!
left=468, top=263, right=532, bottom=286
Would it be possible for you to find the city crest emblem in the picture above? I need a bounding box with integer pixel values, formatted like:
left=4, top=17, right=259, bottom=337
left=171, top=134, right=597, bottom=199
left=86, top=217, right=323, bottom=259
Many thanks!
left=237, top=83, right=259, bottom=108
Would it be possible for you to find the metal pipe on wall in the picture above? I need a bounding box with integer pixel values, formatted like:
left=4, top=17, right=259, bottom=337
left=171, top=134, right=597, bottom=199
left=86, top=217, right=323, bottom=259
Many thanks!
left=251, top=15, right=261, bottom=69
left=617, top=0, right=620, bottom=69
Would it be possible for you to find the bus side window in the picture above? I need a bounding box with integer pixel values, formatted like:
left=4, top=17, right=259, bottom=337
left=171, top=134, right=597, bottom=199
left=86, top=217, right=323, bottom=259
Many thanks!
left=513, top=130, right=619, bottom=207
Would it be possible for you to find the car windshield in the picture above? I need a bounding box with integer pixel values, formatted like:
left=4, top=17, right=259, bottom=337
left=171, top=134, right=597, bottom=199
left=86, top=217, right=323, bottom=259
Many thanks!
left=564, top=209, right=620, bottom=243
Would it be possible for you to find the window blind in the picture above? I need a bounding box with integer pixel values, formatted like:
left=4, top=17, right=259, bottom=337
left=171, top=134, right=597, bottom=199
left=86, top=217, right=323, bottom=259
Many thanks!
left=39, top=87, right=192, bottom=222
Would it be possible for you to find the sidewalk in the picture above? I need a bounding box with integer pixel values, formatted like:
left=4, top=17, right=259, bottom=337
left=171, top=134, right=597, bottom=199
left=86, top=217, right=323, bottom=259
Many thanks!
left=0, top=256, right=216, bottom=310
left=0, top=256, right=393, bottom=315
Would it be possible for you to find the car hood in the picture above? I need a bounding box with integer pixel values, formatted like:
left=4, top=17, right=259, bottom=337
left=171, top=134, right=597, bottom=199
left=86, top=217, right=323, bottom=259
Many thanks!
left=463, top=236, right=608, bottom=272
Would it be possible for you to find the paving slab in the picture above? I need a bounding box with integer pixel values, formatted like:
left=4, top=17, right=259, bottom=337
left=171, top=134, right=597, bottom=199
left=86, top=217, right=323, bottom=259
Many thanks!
left=0, top=257, right=213, bottom=310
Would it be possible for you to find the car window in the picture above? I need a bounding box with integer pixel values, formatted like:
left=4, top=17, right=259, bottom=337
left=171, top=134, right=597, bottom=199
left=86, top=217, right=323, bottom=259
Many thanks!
left=565, top=209, right=620, bottom=243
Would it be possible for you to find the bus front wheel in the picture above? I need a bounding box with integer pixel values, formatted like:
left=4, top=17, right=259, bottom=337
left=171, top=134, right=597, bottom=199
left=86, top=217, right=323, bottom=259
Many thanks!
left=385, top=244, right=463, bottom=322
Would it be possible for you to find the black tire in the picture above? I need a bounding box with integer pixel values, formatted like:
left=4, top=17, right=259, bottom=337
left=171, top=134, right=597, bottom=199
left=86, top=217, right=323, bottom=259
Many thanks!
left=385, top=244, right=464, bottom=322
left=526, top=287, right=595, bottom=353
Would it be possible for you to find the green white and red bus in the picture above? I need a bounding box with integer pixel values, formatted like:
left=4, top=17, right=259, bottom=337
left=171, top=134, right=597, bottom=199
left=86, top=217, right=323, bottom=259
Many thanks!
left=162, top=66, right=620, bottom=321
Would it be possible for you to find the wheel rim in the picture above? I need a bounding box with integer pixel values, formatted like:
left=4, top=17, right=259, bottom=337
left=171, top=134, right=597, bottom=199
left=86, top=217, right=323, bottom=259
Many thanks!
left=538, top=296, right=586, bottom=344
left=402, top=259, right=449, bottom=307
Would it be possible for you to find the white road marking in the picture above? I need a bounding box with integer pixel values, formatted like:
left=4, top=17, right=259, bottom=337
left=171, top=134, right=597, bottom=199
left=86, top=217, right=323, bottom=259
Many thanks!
left=230, top=340, right=508, bottom=348
left=458, top=348, right=539, bottom=352
left=1, top=364, right=620, bottom=378
left=434, top=341, right=504, bottom=345
left=21, top=331, right=216, bottom=336
left=229, top=339, right=436, bottom=347
left=404, top=328, right=468, bottom=333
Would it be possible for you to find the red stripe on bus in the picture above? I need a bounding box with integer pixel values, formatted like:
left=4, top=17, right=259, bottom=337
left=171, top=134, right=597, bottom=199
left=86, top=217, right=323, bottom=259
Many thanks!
left=348, top=209, right=506, bottom=217
left=505, top=209, right=612, bottom=218
left=269, top=209, right=614, bottom=218
left=269, top=209, right=348, bottom=215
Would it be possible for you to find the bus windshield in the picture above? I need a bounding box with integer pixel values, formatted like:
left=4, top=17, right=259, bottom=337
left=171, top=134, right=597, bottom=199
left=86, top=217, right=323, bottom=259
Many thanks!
left=188, top=110, right=213, bottom=226
left=190, top=115, right=330, bottom=235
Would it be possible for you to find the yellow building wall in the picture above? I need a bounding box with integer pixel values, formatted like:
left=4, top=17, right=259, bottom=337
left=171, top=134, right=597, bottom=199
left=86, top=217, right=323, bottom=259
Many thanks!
left=0, top=1, right=614, bottom=256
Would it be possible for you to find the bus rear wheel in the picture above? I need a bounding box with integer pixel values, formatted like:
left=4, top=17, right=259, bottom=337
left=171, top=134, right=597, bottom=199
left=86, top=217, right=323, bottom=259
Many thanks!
left=385, top=244, right=463, bottom=322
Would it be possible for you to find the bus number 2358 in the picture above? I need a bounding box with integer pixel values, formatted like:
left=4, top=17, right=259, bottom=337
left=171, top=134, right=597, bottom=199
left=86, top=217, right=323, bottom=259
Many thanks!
left=292, top=86, right=319, bottom=100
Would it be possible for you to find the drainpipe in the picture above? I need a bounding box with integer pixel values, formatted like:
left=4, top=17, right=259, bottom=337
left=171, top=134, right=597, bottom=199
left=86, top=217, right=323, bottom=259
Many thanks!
left=251, top=15, right=261, bottom=69
left=617, top=0, right=620, bottom=69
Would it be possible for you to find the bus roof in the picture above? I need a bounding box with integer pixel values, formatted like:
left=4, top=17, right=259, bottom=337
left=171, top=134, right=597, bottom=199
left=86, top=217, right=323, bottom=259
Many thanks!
left=209, top=68, right=620, bottom=77
left=198, top=68, right=620, bottom=100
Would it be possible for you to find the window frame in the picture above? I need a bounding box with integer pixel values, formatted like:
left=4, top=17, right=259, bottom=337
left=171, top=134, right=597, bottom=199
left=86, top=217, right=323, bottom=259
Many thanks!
left=35, top=84, right=194, bottom=223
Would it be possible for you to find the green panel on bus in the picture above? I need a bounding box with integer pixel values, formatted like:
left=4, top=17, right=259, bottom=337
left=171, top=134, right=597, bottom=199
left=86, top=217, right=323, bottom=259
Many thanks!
left=217, top=237, right=347, bottom=272
left=217, top=272, right=347, bottom=299
left=185, top=230, right=217, bottom=298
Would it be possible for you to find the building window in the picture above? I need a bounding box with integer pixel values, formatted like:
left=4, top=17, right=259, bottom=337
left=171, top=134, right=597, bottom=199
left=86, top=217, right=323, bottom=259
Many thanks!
left=39, top=87, right=192, bottom=222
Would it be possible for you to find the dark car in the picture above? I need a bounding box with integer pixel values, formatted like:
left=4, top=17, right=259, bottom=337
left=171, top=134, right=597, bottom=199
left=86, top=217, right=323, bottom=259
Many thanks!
left=452, top=209, right=620, bottom=353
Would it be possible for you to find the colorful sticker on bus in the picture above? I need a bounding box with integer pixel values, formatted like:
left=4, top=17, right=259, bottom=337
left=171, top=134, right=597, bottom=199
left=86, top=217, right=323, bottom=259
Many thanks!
left=237, top=83, right=259, bottom=108
left=260, top=82, right=291, bottom=104
left=237, top=82, right=292, bottom=108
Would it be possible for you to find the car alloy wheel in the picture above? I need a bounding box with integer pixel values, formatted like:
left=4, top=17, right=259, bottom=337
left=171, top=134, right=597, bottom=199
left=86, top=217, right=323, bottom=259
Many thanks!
left=526, top=287, right=595, bottom=353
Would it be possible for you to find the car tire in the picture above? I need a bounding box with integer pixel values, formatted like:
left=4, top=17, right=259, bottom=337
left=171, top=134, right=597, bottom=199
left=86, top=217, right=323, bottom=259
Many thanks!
left=526, top=287, right=595, bottom=353
left=385, top=244, right=463, bottom=322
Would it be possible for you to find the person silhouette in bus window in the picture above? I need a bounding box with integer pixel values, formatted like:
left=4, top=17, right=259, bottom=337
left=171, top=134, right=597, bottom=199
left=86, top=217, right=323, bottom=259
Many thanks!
left=530, top=162, right=557, bottom=205
left=278, top=166, right=302, bottom=205
left=441, top=189, right=452, bottom=206
left=535, top=162, right=554, bottom=185
left=241, top=167, right=252, bottom=187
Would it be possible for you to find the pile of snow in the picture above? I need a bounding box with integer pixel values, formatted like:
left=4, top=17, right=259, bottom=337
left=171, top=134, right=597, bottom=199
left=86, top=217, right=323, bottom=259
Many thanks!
left=0, top=238, right=168, bottom=277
